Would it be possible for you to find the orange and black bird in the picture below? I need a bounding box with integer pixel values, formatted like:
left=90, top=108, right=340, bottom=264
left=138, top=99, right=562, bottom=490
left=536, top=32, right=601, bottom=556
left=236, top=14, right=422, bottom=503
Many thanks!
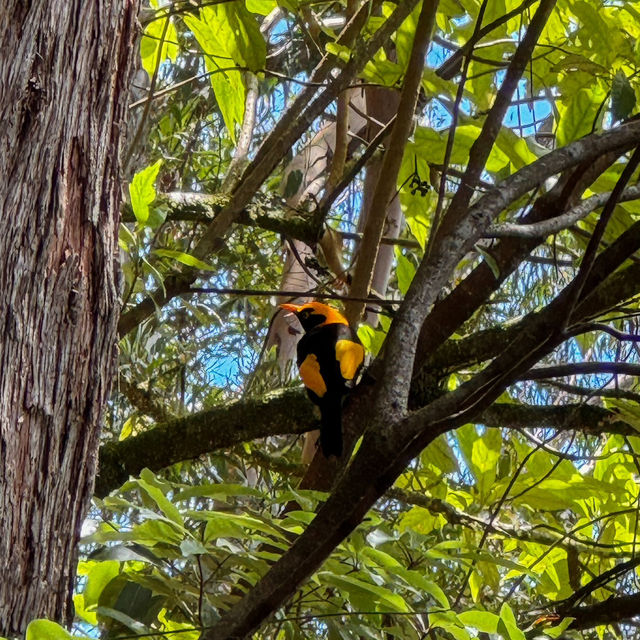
left=280, top=302, right=364, bottom=458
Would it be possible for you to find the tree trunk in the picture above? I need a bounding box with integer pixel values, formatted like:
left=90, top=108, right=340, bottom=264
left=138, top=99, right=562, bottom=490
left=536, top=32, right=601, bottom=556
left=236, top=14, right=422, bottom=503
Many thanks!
left=0, top=1, right=138, bottom=634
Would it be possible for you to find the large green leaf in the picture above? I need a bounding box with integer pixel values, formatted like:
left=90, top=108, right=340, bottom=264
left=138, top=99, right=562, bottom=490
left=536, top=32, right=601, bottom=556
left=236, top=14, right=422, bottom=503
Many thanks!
left=137, top=469, right=184, bottom=526
left=318, top=572, right=410, bottom=612
left=556, top=86, right=606, bottom=146
left=153, top=248, right=217, bottom=271
left=129, top=160, right=162, bottom=224
left=459, top=609, right=500, bottom=633
left=140, top=17, right=179, bottom=78
left=183, top=3, right=265, bottom=140
left=25, top=620, right=73, bottom=640
left=395, top=246, right=416, bottom=295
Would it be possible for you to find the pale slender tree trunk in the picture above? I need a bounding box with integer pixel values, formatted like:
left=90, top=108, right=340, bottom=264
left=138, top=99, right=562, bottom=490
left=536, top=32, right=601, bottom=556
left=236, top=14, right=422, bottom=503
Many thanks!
left=358, top=86, right=403, bottom=326
left=0, top=1, right=138, bottom=634
left=359, top=156, right=403, bottom=326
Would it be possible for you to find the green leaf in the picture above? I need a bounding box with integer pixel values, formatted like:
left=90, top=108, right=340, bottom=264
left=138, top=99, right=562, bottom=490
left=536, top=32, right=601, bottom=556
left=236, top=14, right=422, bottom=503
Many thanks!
left=458, top=610, right=500, bottom=634
left=476, top=245, right=500, bottom=280
left=118, top=223, right=136, bottom=253
left=325, top=42, right=352, bottom=63
left=318, top=572, right=409, bottom=612
left=202, top=511, right=288, bottom=541
left=119, top=416, right=134, bottom=441
left=422, top=434, right=458, bottom=474
left=394, top=567, right=449, bottom=607
left=83, top=561, right=120, bottom=609
left=26, top=620, right=73, bottom=640
left=180, top=538, right=208, bottom=556
left=604, top=398, right=640, bottom=432
left=429, top=611, right=470, bottom=640
left=612, top=71, right=636, bottom=121
left=129, top=160, right=162, bottom=224
left=283, top=169, right=303, bottom=198
left=395, top=246, right=416, bottom=295
left=140, top=17, right=179, bottom=78
left=556, top=87, right=606, bottom=147
left=406, top=212, right=429, bottom=250
left=153, top=249, right=216, bottom=271
left=183, top=3, right=265, bottom=139
left=357, top=324, right=386, bottom=357
left=498, top=602, right=526, bottom=640
left=96, top=607, right=151, bottom=634
left=174, top=482, right=261, bottom=502
left=543, top=616, right=575, bottom=638
left=183, top=16, right=244, bottom=140
left=246, top=0, right=277, bottom=15
left=399, top=506, right=446, bottom=535
left=137, top=470, right=184, bottom=527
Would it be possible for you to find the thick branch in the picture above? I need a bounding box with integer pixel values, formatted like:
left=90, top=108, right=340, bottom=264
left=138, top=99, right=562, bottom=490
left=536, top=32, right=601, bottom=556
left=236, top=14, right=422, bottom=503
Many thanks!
left=95, top=389, right=314, bottom=498
left=564, top=592, right=640, bottom=630
left=220, top=72, right=259, bottom=194
left=479, top=402, right=635, bottom=437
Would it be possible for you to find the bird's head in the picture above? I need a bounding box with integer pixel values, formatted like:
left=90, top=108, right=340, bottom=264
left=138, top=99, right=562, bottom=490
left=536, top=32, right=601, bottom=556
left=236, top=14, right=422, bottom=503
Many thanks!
left=279, top=301, right=348, bottom=332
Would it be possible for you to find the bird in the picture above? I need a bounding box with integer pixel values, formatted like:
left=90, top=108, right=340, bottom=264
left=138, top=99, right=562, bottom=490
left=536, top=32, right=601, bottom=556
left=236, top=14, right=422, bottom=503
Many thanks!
left=279, top=301, right=364, bottom=458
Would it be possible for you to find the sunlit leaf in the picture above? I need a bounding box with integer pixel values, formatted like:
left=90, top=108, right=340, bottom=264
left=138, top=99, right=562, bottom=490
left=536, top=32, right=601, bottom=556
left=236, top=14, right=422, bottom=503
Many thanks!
left=129, top=160, right=162, bottom=224
left=153, top=249, right=216, bottom=271
left=26, top=620, right=73, bottom=640
left=140, top=17, right=179, bottom=78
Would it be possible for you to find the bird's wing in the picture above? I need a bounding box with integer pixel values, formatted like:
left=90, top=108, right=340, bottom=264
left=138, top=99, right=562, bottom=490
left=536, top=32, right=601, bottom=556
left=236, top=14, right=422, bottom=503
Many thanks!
left=335, top=339, right=365, bottom=381
left=299, top=353, right=328, bottom=397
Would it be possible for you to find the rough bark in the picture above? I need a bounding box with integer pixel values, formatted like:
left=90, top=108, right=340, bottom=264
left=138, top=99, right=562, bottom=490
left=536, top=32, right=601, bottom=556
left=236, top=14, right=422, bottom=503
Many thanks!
left=0, top=1, right=138, bottom=633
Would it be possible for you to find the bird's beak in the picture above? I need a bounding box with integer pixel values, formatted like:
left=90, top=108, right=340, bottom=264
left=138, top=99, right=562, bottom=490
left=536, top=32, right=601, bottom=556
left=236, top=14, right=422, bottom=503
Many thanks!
left=279, top=303, right=302, bottom=314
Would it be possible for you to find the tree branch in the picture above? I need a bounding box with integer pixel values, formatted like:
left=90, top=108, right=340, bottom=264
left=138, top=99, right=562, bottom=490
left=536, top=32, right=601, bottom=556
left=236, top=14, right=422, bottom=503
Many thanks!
left=345, top=0, right=439, bottom=325
left=95, top=389, right=314, bottom=498
left=479, top=402, right=635, bottom=437
left=519, top=362, right=640, bottom=380
left=220, top=72, right=259, bottom=194
left=117, top=378, right=176, bottom=423
left=563, top=592, right=640, bottom=630
left=388, top=486, right=631, bottom=557
left=485, top=184, right=640, bottom=238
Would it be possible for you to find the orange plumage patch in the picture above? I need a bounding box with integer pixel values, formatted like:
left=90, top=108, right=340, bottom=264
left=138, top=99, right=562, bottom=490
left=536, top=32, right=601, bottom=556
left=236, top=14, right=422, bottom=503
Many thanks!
left=299, top=353, right=327, bottom=397
left=335, top=339, right=364, bottom=381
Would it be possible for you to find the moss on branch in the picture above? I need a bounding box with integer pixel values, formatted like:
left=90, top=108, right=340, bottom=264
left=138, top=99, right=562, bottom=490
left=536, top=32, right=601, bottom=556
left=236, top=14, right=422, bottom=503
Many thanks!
left=95, top=389, right=315, bottom=497
left=121, top=192, right=322, bottom=246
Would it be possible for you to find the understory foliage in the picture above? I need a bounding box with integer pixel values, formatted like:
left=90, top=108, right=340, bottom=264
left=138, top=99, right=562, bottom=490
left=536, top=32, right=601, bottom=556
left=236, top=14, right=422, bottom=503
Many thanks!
left=26, top=1, right=640, bottom=639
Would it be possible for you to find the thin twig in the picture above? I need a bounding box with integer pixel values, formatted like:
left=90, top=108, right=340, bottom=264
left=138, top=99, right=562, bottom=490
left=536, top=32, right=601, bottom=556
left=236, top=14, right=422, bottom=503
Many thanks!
left=187, top=286, right=400, bottom=306
left=561, top=146, right=640, bottom=330
left=124, top=15, right=170, bottom=170
left=430, top=0, right=489, bottom=255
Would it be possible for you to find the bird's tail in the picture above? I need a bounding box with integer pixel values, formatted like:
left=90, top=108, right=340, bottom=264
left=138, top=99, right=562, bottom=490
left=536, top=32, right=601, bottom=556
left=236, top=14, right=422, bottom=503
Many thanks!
left=319, top=399, right=343, bottom=458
